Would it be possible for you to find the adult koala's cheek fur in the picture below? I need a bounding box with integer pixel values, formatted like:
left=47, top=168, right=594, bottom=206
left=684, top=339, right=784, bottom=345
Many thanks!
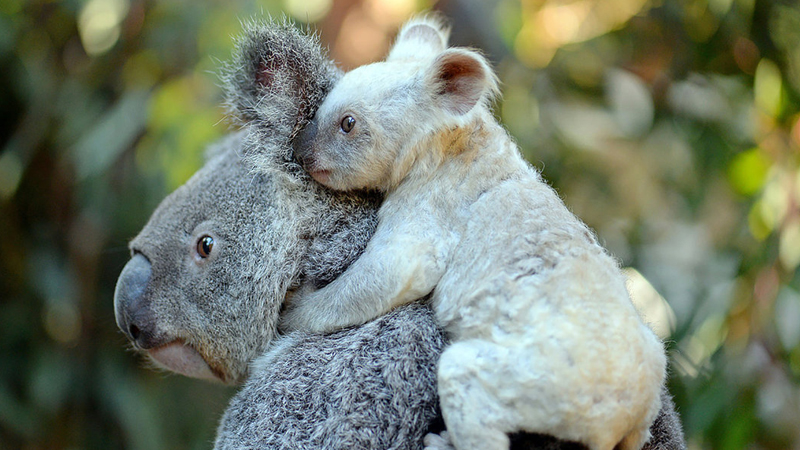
left=114, top=130, right=382, bottom=386
left=113, top=133, right=293, bottom=385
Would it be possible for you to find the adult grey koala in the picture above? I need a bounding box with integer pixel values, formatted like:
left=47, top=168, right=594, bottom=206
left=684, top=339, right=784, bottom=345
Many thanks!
left=113, top=19, right=686, bottom=450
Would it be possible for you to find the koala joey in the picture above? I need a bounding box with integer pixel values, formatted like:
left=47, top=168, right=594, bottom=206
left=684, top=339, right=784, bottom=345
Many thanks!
left=287, top=16, right=667, bottom=450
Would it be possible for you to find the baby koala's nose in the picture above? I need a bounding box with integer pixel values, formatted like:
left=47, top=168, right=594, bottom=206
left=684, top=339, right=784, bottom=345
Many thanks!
left=292, top=117, right=318, bottom=171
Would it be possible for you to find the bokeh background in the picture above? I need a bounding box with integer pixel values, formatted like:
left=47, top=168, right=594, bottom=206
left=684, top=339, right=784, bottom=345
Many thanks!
left=1, top=0, right=799, bottom=448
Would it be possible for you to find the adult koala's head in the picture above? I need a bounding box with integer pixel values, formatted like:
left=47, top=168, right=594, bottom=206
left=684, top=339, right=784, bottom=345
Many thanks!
left=113, top=20, right=379, bottom=385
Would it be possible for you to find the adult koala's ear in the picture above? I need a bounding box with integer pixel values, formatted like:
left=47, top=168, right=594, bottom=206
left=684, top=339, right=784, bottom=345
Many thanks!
left=426, top=48, right=499, bottom=116
left=387, top=15, right=451, bottom=61
left=221, top=18, right=341, bottom=139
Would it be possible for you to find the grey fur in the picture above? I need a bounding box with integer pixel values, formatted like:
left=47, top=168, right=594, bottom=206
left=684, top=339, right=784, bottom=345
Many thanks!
left=114, top=19, right=686, bottom=450
left=219, top=18, right=341, bottom=175
left=214, top=303, right=444, bottom=450
left=116, top=130, right=379, bottom=384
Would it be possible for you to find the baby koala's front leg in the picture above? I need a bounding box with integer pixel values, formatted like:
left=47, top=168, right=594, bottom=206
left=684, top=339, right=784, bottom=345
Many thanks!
left=281, top=224, right=448, bottom=333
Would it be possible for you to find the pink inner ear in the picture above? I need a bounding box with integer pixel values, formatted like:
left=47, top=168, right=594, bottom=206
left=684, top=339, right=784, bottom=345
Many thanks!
left=437, top=54, right=485, bottom=115
left=256, top=60, right=275, bottom=90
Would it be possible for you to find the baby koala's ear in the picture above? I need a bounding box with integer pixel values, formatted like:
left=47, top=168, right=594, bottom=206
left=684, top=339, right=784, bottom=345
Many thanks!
left=426, top=48, right=499, bottom=116
left=221, top=18, right=341, bottom=136
left=387, top=15, right=451, bottom=61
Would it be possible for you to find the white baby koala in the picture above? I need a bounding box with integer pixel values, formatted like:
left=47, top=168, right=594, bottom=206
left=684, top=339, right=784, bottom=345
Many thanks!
left=285, top=16, right=667, bottom=450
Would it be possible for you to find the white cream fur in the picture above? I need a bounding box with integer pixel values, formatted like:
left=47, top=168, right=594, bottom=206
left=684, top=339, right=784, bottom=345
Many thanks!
left=284, top=16, right=667, bottom=450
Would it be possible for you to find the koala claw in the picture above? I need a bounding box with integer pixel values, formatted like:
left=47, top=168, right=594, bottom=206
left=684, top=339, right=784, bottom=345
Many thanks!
left=423, top=431, right=455, bottom=450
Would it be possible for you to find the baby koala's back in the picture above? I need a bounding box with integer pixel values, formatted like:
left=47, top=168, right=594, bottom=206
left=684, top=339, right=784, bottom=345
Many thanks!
left=430, top=145, right=666, bottom=447
left=435, top=143, right=658, bottom=345
left=433, top=161, right=607, bottom=335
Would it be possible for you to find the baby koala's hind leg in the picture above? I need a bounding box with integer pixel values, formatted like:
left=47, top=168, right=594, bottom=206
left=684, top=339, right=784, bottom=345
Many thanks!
left=438, top=339, right=627, bottom=450
left=423, top=431, right=455, bottom=450
left=616, top=426, right=649, bottom=450
left=437, top=340, right=518, bottom=450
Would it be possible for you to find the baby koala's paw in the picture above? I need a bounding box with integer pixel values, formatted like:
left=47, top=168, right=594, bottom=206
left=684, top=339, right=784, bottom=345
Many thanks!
left=281, top=296, right=323, bottom=333
left=423, top=431, right=455, bottom=450
left=281, top=287, right=343, bottom=334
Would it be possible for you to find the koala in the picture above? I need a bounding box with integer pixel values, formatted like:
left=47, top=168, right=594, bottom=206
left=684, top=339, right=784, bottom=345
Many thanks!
left=112, top=20, right=447, bottom=449
left=115, top=19, right=686, bottom=450
left=287, top=16, right=667, bottom=450
left=113, top=20, right=366, bottom=385
left=113, top=131, right=380, bottom=385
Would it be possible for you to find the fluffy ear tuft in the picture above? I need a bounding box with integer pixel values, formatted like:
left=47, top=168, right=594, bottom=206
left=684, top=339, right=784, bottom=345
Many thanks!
left=387, top=14, right=451, bottom=61
left=428, top=48, right=498, bottom=116
left=220, top=18, right=341, bottom=137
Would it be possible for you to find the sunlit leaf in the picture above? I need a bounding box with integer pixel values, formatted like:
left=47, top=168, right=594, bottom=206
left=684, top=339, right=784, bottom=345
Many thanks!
left=754, top=59, right=783, bottom=118
left=727, top=148, right=770, bottom=196
left=779, top=220, right=800, bottom=271
left=78, top=0, right=130, bottom=57
left=624, top=267, right=677, bottom=339
left=284, top=0, right=332, bottom=23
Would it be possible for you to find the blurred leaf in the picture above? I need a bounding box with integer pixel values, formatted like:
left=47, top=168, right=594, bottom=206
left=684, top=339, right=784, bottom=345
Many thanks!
left=779, top=219, right=800, bottom=271
left=747, top=199, right=772, bottom=241
left=71, top=90, right=149, bottom=181
left=686, top=377, right=735, bottom=437
left=754, top=59, right=783, bottom=118
left=774, top=287, right=800, bottom=351
left=98, top=360, right=164, bottom=450
left=727, top=148, right=770, bottom=196
left=29, top=349, right=76, bottom=414
left=720, top=393, right=756, bottom=450
left=605, top=68, right=654, bottom=138
left=0, top=381, right=39, bottom=440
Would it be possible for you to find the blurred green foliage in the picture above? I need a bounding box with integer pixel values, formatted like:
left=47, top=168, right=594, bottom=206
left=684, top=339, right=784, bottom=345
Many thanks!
left=1, top=0, right=799, bottom=449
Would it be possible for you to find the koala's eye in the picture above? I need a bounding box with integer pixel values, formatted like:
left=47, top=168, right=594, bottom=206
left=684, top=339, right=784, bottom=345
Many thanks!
left=340, top=116, right=356, bottom=133
left=197, top=235, right=214, bottom=258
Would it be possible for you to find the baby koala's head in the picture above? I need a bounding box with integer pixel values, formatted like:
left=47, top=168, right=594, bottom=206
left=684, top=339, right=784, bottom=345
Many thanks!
left=293, top=16, right=499, bottom=192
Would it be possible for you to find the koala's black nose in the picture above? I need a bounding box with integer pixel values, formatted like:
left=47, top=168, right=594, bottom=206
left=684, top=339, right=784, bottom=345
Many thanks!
left=292, top=117, right=317, bottom=170
left=114, top=253, right=159, bottom=349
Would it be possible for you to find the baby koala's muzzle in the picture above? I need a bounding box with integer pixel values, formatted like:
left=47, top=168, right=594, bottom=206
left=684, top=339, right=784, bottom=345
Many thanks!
left=292, top=117, right=318, bottom=171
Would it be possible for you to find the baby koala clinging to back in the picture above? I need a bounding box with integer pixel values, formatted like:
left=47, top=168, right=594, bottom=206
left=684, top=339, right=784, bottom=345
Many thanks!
left=284, top=16, right=666, bottom=450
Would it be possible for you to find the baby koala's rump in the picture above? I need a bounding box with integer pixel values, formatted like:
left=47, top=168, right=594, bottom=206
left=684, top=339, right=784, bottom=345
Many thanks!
left=286, top=16, right=666, bottom=450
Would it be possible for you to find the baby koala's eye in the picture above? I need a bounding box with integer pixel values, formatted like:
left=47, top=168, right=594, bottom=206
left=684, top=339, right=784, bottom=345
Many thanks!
left=340, top=116, right=356, bottom=133
left=197, top=235, right=214, bottom=258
